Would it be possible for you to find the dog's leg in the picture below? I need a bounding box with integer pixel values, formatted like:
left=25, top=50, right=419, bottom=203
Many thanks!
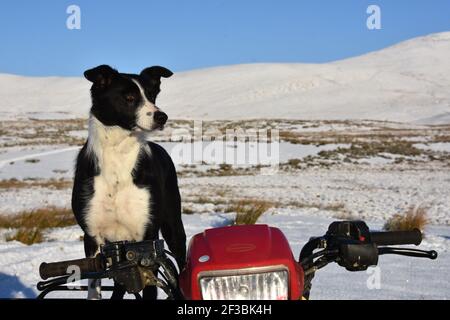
left=157, top=171, right=186, bottom=270
left=161, top=216, right=186, bottom=270
left=143, top=285, right=157, bottom=300
left=160, top=186, right=187, bottom=270
left=87, top=279, right=102, bottom=300
left=84, top=234, right=102, bottom=300
left=110, top=281, right=127, bottom=300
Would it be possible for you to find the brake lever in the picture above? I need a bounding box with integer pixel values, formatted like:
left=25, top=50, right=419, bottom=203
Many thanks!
left=378, top=247, right=438, bottom=259
left=37, top=269, right=109, bottom=291
left=37, top=275, right=71, bottom=291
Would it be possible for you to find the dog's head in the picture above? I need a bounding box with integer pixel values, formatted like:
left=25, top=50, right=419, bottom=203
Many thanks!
left=84, top=64, right=173, bottom=132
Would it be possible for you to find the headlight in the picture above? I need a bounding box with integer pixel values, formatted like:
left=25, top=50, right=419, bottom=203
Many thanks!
left=199, top=269, right=289, bottom=300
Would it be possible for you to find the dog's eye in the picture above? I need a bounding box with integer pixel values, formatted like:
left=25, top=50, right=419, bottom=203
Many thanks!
left=125, top=94, right=136, bottom=103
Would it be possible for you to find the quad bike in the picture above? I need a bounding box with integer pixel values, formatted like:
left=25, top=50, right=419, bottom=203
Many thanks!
left=37, top=220, right=437, bottom=299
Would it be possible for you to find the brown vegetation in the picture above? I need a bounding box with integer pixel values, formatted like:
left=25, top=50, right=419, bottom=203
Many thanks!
left=0, top=207, right=76, bottom=245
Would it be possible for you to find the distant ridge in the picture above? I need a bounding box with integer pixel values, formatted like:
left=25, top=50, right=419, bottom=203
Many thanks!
left=1, top=32, right=449, bottom=124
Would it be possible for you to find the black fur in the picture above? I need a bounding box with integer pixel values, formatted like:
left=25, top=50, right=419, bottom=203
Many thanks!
left=72, top=65, right=186, bottom=300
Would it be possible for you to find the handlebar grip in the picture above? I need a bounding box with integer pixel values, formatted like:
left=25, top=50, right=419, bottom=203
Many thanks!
left=39, top=255, right=105, bottom=280
left=370, top=229, right=422, bottom=246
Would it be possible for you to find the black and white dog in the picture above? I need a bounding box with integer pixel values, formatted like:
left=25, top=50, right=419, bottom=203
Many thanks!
left=72, top=65, right=186, bottom=300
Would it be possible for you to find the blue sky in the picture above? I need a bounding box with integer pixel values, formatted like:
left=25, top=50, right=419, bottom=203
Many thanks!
left=0, top=0, right=449, bottom=76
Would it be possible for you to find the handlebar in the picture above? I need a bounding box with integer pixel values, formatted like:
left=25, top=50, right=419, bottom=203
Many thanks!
left=39, top=255, right=105, bottom=280
left=370, top=229, right=422, bottom=246
left=37, top=239, right=181, bottom=299
left=300, top=221, right=437, bottom=299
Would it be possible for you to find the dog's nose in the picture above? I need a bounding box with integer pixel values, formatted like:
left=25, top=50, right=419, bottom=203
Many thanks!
left=153, top=111, right=168, bottom=125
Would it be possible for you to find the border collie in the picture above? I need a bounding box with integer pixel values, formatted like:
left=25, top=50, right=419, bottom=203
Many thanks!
left=72, top=65, right=186, bottom=300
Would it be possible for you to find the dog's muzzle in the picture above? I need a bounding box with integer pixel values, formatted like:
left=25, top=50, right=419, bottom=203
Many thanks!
left=135, top=111, right=168, bottom=132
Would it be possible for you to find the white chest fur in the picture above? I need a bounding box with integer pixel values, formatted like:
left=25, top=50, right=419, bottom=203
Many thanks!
left=85, top=117, right=151, bottom=244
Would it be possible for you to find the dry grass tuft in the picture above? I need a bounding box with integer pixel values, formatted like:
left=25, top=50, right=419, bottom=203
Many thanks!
left=6, top=228, right=44, bottom=245
left=333, top=210, right=359, bottom=220
left=383, top=206, right=429, bottom=232
left=182, top=207, right=195, bottom=214
left=0, top=207, right=76, bottom=245
left=0, top=207, right=75, bottom=229
left=231, top=199, right=274, bottom=225
left=0, top=178, right=72, bottom=190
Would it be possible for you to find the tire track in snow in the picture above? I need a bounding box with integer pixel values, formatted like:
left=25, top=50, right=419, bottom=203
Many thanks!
left=0, top=147, right=81, bottom=169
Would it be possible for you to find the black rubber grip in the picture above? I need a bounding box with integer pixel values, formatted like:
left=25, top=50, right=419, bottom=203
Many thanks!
left=370, top=229, right=422, bottom=246
left=39, top=255, right=105, bottom=280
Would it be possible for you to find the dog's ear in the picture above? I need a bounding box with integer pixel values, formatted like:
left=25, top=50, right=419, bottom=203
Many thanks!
left=139, top=66, right=173, bottom=102
left=140, top=66, right=173, bottom=79
left=84, top=65, right=118, bottom=89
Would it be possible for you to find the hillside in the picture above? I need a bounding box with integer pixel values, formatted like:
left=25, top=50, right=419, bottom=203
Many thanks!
left=0, top=32, right=449, bottom=124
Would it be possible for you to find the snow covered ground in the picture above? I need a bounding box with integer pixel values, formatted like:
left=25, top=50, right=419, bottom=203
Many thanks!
left=1, top=210, right=448, bottom=299
left=1, top=121, right=449, bottom=300
left=0, top=124, right=449, bottom=299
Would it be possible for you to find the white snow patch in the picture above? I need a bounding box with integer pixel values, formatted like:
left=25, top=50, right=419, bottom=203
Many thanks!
left=414, top=142, right=450, bottom=153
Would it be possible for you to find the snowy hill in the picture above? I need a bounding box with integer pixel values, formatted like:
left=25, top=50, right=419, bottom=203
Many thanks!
left=0, top=32, right=449, bottom=123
